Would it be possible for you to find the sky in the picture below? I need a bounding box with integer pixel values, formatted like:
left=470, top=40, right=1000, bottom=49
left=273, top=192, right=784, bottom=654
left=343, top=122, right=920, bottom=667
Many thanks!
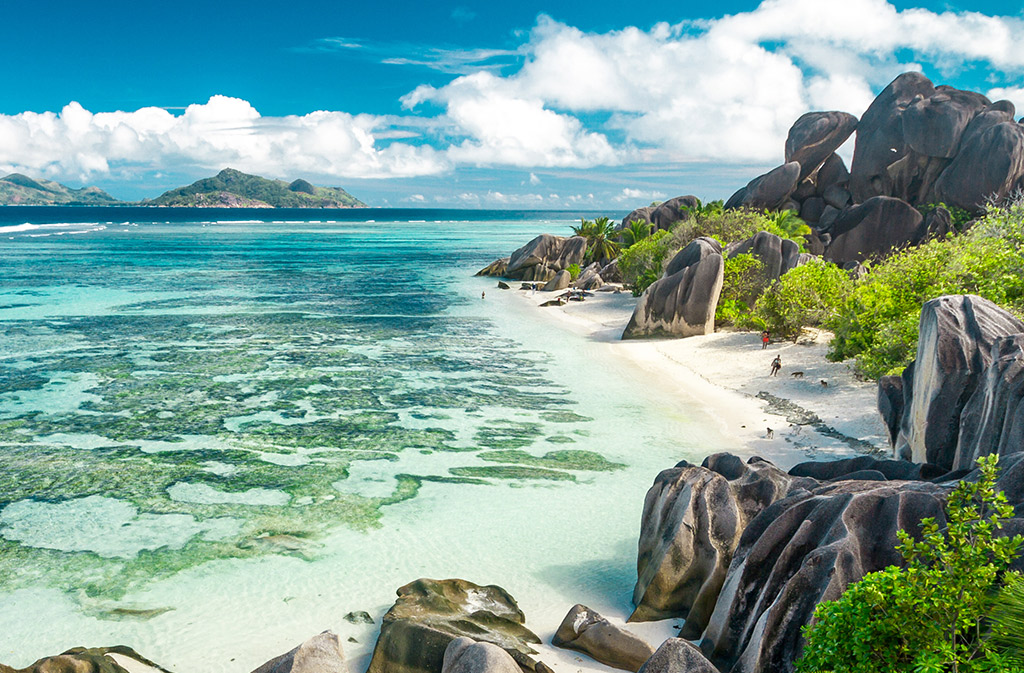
left=2, top=0, right=1024, bottom=207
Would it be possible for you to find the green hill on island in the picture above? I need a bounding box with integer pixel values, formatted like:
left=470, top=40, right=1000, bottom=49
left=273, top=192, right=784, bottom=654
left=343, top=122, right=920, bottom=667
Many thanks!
left=143, top=168, right=367, bottom=208
left=0, top=173, right=120, bottom=205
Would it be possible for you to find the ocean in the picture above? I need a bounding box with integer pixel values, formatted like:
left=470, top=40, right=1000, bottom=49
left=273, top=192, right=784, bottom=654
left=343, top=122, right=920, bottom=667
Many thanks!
left=0, top=208, right=729, bottom=671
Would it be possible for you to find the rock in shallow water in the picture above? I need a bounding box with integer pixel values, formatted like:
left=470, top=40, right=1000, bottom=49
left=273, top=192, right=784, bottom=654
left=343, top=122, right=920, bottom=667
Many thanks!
left=552, top=604, right=653, bottom=672
left=367, top=578, right=550, bottom=673
left=442, top=638, right=521, bottom=673
left=0, top=647, right=171, bottom=673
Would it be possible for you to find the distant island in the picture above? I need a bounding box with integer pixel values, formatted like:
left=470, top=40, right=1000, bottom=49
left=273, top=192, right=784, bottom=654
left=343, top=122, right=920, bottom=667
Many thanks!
left=0, top=168, right=367, bottom=208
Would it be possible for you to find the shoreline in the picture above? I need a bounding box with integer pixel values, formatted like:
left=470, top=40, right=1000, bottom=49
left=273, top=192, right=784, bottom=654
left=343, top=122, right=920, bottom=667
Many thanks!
left=503, top=283, right=890, bottom=469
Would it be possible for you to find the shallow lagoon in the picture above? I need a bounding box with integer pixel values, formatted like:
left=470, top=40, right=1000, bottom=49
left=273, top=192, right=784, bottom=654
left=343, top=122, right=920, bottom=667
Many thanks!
left=0, top=212, right=736, bottom=671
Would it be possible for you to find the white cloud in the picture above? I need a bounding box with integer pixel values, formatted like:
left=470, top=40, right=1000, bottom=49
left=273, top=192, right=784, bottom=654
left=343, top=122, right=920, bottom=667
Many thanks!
left=615, top=187, right=667, bottom=202
left=0, top=97, right=448, bottom=182
left=5, top=1, right=1024, bottom=188
left=987, top=87, right=1024, bottom=117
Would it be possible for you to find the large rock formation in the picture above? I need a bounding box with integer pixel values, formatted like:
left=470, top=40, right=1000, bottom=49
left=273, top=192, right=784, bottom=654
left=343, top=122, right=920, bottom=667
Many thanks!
left=823, top=196, right=925, bottom=263
left=636, top=639, right=719, bottom=673
left=552, top=605, right=654, bottom=672
left=252, top=631, right=349, bottom=673
left=622, top=206, right=655, bottom=230
left=485, top=235, right=586, bottom=282
left=700, top=478, right=949, bottom=673
left=475, top=258, right=509, bottom=278
left=630, top=454, right=811, bottom=635
left=726, top=163, right=801, bottom=211
left=849, top=72, right=937, bottom=203
left=955, top=335, right=1024, bottom=470
left=727, top=231, right=804, bottom=286
left=902, top=87, right=989, bottom=159
left=367, top=579, right=550, bottom=673
left=442, top=638, right=521, bottom=673
left=931, top=120, right=1024, bottom=212
left=884, top=295, right=1024, bottom=469
left=785, top=112, right=858, bottom=182
left=650, top=196, right=700, bottom=231
left=622, top=240, right=723, bottom=339
left=0, top=647, right=171, bottom=673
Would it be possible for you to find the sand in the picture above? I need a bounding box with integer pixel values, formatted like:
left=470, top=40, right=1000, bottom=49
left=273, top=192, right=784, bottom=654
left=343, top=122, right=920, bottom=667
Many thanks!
left=517, top=286, right=890, bottom=467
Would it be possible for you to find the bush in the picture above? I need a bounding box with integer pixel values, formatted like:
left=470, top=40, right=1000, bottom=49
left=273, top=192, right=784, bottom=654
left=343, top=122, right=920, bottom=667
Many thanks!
left=827, top=203, right=1024, bottom=378
left=666, top=207, right=773, bottom=252
left=716, top=253, right=765, bottom=326
left=566, top=263, right=581, bottom=281
left=797, top=454, right=1024, bottom=673
left=618, top=230, right=672, bottom=296
left=751, top=259, right=853, bottom=339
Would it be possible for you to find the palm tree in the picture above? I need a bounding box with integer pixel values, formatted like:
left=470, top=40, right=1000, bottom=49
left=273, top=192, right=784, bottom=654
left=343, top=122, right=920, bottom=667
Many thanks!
left=619, top=219, right=653, bottom=247
left=765, top=209, right=811, bottom=239
left=681, top=198, right=725, bottom=221
left=583, top=216, right=620, bottom=265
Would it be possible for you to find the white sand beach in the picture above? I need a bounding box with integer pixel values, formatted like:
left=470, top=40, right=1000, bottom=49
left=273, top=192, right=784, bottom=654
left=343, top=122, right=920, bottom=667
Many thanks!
left=513, top=285, right=891, bottom=466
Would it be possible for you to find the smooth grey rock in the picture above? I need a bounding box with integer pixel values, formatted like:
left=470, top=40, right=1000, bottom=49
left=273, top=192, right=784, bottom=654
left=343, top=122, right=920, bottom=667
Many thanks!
left=622, top=252, right=723, bottom=339
left=788, top=455, right=943, bottom=481
left=621, top=206, right=654, bottom=230
left=506, top=234, right=587, bottom=282
left=824, top=196, right=924, bottom=264
left=959, top=106, right=1016, bottom=150
left=728, top=231, right=802, bottom=283
left=932, top=121, right=1024, bottom=213
left=252, top=631, right=348, bottom=673
left=878, top=375, right=905, bottom=447
left=955, top=334, right=1024, bottom=470
left=637, top=638, right=719, bottom=673
left=822, top=183, right=851, bottom=210
left=700, top=479, right=948, bottom=673
left=344, top=611, right=374, bottom=625
left=552, top=605, right=653, bottom=672
left=814, top=153, right=850, bottom=196
left=664, top=237, right=722, bottom=277
left=728, top=163, right=802, bottom=211
left=542, top=269, right=572, bottom=292
left=630, top=454, right=811, bottom=636
left=850, top=72, right=936, bottom=203
left=475, top=258, right=509, bottom=277
left=578, top=263, right=604, bottom=291
left=793, top=178, right=817, bottom=201
left=650, top=196, right=700, bottom=231
left=497, top=281, right=511, bottom=290
left=902, top=87, right=990, bottom=159
left=599, top=258, right=623, bottom=283
left=817, top=205, right=840, bottom=231
left=893, top=295, right=1024, bottom=469
left=366, top=579, right=549, bottom=673
left=785, top=111, right=858, bottom=181
left=442, top=638, right=520, bottom=673
left=799, top=196, right=826, bottom=223
left=0, top=648, right=172, bottom=673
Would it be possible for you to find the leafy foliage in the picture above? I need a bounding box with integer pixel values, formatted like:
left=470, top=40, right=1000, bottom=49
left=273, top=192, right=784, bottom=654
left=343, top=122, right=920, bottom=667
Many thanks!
left=572, top=217, right=621, bottom=265
left=797, top=454, right=1024, bottom=673
left=619, top=219, right=654, bottom=247
left=751, top=258, right=853, bottom=339
left=566, top=263, right=582, bottom=281
left=989, top=571, right=1024, bottom=667
left=764, top=209, right=812, bottom=249
left=618, top=230, right=672, bottom=296
left=827, top=202, right=1024, bottom=378
left=715, top=253, right=765, bottom=326
left=918, top=202, right=975, bottom=231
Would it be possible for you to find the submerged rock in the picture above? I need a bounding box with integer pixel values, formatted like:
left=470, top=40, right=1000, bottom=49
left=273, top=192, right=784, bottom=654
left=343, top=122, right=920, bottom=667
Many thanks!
left=367, top=578, right=550, bottom=673
left=0, top=647, right=171, bottom=673
left=552, top=604, right=653, bottom=672
left=252, top=631, right=349, bottom=673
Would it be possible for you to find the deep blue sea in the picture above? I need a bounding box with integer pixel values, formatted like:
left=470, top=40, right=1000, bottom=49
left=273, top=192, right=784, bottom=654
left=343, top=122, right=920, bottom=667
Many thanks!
left=0, top=208, right=714, bottom=671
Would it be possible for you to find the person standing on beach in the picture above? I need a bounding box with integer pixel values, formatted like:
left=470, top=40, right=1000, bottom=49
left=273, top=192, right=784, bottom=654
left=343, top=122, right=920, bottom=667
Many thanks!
left=761, top=330, right=770, bottom=350
left=481, top=291, right=485, bottom=299
left=770, top=355, right=782, bottom=376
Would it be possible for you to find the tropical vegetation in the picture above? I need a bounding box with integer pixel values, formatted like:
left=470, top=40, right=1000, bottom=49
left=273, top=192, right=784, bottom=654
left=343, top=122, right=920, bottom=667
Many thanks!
left=572, top=216, right=621, bottom=265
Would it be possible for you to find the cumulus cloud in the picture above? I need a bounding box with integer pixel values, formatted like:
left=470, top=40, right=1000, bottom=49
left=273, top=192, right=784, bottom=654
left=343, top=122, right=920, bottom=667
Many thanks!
left=615, top=187, right=667, bottom=202
left=4, top=0, right=1024, bottom=187
left=0, top=96, right=448, bottom=182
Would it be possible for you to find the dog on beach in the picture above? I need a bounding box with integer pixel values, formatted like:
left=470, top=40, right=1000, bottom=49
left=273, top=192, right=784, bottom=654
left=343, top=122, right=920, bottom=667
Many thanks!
left=791, top=371, right=804, bottom=378
left=820, top=380, right=829, bottom=387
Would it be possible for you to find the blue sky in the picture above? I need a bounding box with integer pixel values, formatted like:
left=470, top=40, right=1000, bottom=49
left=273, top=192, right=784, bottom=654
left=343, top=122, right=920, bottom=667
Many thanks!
left=2, top=0, right=1023, bottom=206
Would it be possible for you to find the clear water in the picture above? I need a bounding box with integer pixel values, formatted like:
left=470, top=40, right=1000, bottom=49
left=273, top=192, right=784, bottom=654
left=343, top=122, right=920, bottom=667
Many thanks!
left=0, top=209, right=739, bottom=671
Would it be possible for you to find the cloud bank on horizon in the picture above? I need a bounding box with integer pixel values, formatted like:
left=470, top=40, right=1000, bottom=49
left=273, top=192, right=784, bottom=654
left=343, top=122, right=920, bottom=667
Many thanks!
left=2, top=0, right=1023, bottom=204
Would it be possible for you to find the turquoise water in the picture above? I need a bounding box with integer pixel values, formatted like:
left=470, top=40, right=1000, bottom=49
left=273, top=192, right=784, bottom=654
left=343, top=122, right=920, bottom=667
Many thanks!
left=0, top=210, right=729, bottom=671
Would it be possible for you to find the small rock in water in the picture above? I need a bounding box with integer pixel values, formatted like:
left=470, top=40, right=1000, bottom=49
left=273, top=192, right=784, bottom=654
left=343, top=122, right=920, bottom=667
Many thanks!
left=343, top=610, right=373, bottom=625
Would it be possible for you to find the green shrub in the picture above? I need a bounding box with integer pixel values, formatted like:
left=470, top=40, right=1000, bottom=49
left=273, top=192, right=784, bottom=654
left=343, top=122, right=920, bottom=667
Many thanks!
left=751, top=259, right=853, bottom=339
left=990, top=571, right=1024, bottom=667
left=797, top=454, right=1024, bottom=673
left=566, top=263, right=581, bottom=281
left=666, top=207, right=773, bottom=251
left=827, top=203, right=1024, bottom=378
left=618, top=230, right=672, bottom=296
left=715, top=253, right=765, bottom=326
left=918, top=202, right=974, bottom=231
